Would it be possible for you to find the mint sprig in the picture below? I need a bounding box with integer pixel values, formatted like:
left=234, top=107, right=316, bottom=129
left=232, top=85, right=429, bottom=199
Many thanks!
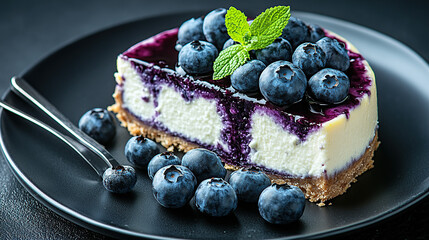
left=213, top=6, right=291, bottom=80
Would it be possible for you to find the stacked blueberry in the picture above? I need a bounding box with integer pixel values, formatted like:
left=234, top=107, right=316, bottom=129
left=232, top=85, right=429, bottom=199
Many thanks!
left=78, top=108, right=116, bottom=145
left=181, top=148, right=227, bottom=183
left=152, top=165, right=197, bottom=208
left=148, top=151, right=181, bottom=180
left=228, top=167, right=271, bottom=203
left=176, top=8, right=229, bottom=76
left=125, top=136, right=160, bottom=168
left=102, top=165, right=137, bottom=194
left=259, top=183, right=305, bottom=224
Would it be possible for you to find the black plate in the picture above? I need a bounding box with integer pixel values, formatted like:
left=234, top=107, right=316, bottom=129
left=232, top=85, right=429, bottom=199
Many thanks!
left=1, top=11, right=429, bottom=239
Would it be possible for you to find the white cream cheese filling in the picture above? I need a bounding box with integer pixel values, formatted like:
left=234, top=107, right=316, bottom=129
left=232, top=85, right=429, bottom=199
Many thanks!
left=117, top=57, right=155, bottom=121
left=117, top=57, right=224, bottom=146
left=155, top=86, right=223, bottom=145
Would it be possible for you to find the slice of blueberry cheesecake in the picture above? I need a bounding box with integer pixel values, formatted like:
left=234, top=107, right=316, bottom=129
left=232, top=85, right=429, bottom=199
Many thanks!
left=109, top=6, right=379, bottom=203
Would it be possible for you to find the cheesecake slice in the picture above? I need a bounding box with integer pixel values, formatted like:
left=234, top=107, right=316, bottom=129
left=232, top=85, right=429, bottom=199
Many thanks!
left=109, top=27, right=379, bottom=203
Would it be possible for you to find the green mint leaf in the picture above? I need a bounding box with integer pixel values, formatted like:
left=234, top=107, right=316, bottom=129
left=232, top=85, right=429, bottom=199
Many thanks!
left=248, top=6, right=290, bottom=50
left=212, top=5, right=291, bottom=80
left=213, top=44, right=249, bottom=80
left=225, top=6, right=251, bottom=44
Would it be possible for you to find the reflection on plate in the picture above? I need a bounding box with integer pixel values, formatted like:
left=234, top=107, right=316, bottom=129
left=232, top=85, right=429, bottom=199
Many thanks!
left=1, top=11, right=429, bottom=239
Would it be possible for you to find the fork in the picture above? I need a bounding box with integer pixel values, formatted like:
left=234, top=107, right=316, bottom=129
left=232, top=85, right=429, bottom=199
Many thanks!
left=0, top=99, right=109, bottom=177
left=10, top=77, right=120, bottom=173
left=0, top=77, right=135, bottom=193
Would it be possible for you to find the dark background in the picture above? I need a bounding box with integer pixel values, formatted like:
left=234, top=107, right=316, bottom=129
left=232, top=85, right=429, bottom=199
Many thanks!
left=0, top=0, right=428, bottom=239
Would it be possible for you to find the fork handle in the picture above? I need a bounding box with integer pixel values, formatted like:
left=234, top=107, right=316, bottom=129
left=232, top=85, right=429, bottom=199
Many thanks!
left=0, top=100, right=108, bottom=177
left=10, top=76, right=119, bottom=168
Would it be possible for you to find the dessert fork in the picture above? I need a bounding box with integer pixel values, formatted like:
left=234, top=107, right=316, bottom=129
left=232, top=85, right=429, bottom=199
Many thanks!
left=0, top=77, right=138, bottom=195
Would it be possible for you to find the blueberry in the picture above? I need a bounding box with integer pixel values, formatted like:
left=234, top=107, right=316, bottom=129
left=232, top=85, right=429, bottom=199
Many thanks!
left=308, top=68, right=350, bottom=104
left=102, top=165, right=137, bottom=194
left=195, top=178, right=237, bottom=217
left=254, top=38, right=293, bottom=65
left=148, top=151, right=181, bottom=180
left=125, top=136, right=160, bottom=168
left=178, top=40, right=218, bottom=75
left=316, top=37, right=350, bottom=71
left=258, top=183, right=305, bottom=224
left=177, top=17, right=206, bottom=47
left=152, top=165, right=197, bottom=208
left=78, top=108, right=116, bottom=145
left=222, top=38, right=238, bottom=50
left=292, top=42, right=326, bottom=76
left=259, top=60, right=307, bottom=106
left=305, top=23, right=325, bottom=43
left=203, top=8, right=229, bottom=49
left=281, top=17, right=308, bottom=48
left=181, top=148, right=226, bottom=183
left=231, top=60, right=266, bottom=93
left=228, top=168, right=271, bottom=203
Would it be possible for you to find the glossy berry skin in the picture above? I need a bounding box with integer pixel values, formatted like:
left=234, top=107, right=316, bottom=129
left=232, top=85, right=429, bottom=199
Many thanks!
left=181, top=148, right=226, bottom=183
left=152, top=165, right=197, bottom=208
left=305, top=23, right=325, bottom=43
left=222, top=38, right=238, bottom=50
left=231, top=60, right=266, bottom=93
left=177, top=17, right=206, bottom=47
left=308, top=68, right=350, bottom=104
left=148, top=152, right=181, bottom=180
left=292, top=42, right=327, bottom=76
left=254, top=38, right=293, bottom=65
left=78, top=108, right=116, bottom=145
left=317, top=37, right=350, bottom=71
left=178, top=40, right=218, bottom=75
left=281, top=17, right=308, bottom=48
left=195, top=178, right=238, bottom=217
left=203, top=8, right=229, bottom=49
left=259, top=60, right=307, bottom=106
left=228, top=168, right=271, bottom=203
left=125, top=136, right=160, bottom=168
left=258, top=183, right=305, bottom=224
left=102, top=165, right=137, bottom=194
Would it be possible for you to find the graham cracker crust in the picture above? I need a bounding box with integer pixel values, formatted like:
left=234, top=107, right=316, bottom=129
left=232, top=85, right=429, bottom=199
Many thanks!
left=109, top=85, right=380, bottom=204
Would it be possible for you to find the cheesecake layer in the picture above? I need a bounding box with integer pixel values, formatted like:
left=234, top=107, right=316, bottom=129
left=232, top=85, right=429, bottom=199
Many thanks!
left=109, top=27, right=379, bottom=202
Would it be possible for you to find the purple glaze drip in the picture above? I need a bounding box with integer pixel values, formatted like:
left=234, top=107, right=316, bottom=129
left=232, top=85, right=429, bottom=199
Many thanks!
left=118, top=27, right=374, bottom=173
left=124, top=28, right=179, bottom=68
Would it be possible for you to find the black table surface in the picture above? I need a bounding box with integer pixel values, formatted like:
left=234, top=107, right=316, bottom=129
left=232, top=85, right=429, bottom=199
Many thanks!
left=1, top=0, right=428, bottom=239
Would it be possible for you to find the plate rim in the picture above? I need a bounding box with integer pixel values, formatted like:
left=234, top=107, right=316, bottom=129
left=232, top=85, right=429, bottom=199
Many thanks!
left=1, top=10, right=429, bottom=240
